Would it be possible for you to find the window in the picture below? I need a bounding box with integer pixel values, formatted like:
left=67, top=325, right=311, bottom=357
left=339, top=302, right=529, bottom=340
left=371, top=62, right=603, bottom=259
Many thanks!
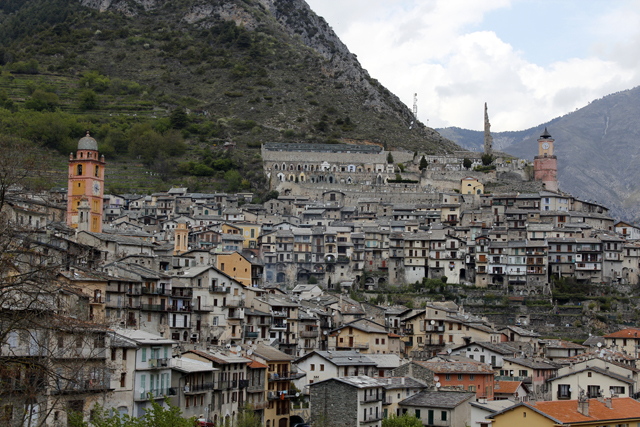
left=441, top=411, right=447, bottom=421
left=310, top=364, right=315, bottom=371
left=469, top=374, right=475, bottom=380
left=122, top=349, right=127, bottom=360
left=415, top=409, right=420, bottom=419
left=320, top=364, right=324, bottom=371
left=141, top=348, right=147, bottom=362
left=558, top=384, right=570, bottom=399
left=120, top=373, right=126, bottom=387
left=457, top=374, right=463, bottom=381
left=445, top=374, right=451, bottom=381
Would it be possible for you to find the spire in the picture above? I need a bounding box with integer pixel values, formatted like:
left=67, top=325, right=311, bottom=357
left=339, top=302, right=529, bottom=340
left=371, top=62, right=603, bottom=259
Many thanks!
left=484, top=103, right=493, bottom=156
left=540, top=127, right=552, bottom=139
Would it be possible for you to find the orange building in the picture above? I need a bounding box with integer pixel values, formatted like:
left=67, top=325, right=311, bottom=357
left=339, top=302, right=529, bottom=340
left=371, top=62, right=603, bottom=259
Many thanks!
left=67, top=132, right=105, bottom=233
left=533, top=128, right=558, bottom=193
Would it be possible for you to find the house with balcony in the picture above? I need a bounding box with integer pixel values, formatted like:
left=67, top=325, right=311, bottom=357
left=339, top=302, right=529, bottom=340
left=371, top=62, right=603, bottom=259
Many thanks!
left=499, top=357, right=558, bottom=401
left=245, top=360, right=268, bottom=422
left=250, top=295, right=299, bottom=355
left=310, top=376, right=385, bottom=427
left=547, top=366, right=634, bottom=401
left=398, top=390, right=474, bottom=427
left=373, top=376, right=427, bottom=418
left=170, top=357, right=218, bottom=421
left=604, top=327, right=640, bottom=356
left=329, top=318, right=392, bottom=354
left=574, top=238, right=603, bottom=283
left=181, top=349, right=251, bottom=423
left=547, top=237, right=577, bottom=279
left=114, top=328, right=176, bottom=418
left=250, top=344, right=298, bottom=427
left=450, top=342, right=520, bottom=369
left=171, top=265, right=246, bottom=345
left=294, top=350, right=377, bottom=394
left=539, top=339, right=587, bottom=361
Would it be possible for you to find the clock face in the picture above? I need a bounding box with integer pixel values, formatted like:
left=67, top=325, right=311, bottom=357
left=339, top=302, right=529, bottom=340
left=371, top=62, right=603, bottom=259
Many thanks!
left=93, top=181, right=101, bottom=196
left=542, top=142, right=550, bottom=150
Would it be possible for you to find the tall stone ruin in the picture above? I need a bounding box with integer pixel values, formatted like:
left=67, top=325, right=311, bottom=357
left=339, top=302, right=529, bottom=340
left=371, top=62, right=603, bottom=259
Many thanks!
left=484, top=102, right=493, bottom=156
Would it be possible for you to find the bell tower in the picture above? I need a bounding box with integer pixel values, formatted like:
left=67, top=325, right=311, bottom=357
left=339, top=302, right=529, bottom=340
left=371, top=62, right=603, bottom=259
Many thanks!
left=533, top=127, right=558, bottom=192
left=67, top=132, right=105, bottom=233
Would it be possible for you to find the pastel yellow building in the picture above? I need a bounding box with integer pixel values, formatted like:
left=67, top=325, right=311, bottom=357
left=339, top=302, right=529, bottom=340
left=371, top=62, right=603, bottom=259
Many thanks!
left=461, top=176, right=484, bottom=195
left=330, top=319, right=396, bottom=354
left=235, top=222, right=261, bottom=249
left=488, top=398, right=640, bottom=427
left=216, top=252, right=252, bottom=287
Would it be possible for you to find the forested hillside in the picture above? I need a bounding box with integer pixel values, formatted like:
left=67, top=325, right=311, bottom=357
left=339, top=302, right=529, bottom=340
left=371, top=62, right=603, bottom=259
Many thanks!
left=0, top=0, right=457, bottom=196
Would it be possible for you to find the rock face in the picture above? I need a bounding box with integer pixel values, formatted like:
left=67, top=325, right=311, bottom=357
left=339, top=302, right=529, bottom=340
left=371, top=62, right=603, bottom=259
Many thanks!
left=440, top=85, right=640, bottom=221
left=77, top=0, right=456, bottom=152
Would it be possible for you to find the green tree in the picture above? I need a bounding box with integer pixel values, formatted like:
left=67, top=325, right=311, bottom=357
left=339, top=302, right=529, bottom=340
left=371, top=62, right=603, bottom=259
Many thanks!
left=387, top=152, right=394, bottom=163
left=264, top=190, right=279, bottom=202
left=463, top=158, right=472, bottom=169
left=233, top=404, right=261, bottom=427
left=382, top=413, right=422, bottom=427
left=225, top=169, right=242, bottom=192
left=79, top=89, right=98, bottom=110
left=68, top=397, right=195, bottom=427
left=397, top=163, right=405, bottom=172
left=308, top=276, right=318, bottom=284
left=419, top=155, right=428, bottom=170
left=25, top=89, right=58, bottom=111
left=170, top=108, right=188, bottom=129
left=481, top=153, right=494, bottom=166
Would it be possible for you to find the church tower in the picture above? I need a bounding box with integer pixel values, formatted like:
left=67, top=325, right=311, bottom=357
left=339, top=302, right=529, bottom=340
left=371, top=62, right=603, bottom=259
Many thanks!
left=533, top=127, right=558, bottom=192
left=484, top=103, right=493, bottom=156
left=67, top=132, right=105, bottom=233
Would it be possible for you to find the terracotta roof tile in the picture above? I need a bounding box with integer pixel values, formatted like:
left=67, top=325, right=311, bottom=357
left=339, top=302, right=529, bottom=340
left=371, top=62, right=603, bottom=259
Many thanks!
left=247, top=360, right=268, bottom=369
left=531, top=397, right=640, bottom=423
left=604, top=328, right=640, bottom=338
left=494, top=381, right=522, bottom=395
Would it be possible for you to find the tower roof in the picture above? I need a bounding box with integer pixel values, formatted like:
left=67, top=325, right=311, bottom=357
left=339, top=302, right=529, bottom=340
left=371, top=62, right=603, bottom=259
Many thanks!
left=78, top=131, right=98, bottom=151
left=540, top=127, right=552, bottom=139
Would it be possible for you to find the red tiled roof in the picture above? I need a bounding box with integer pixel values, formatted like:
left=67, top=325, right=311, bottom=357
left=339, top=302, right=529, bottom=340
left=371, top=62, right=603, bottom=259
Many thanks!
left=247, top=360, right=268, bottom=369
left=531, top=397, right=640, bottom=423
left=494, top=381, right=522, bottom=394
left=388, top=333, right=401, bottom=338
left=604, top=328, right=640, bottom=338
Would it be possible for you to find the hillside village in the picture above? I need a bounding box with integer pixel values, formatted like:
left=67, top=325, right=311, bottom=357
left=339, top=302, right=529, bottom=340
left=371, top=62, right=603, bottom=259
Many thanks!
left=5, top=128, right=640, bottom=427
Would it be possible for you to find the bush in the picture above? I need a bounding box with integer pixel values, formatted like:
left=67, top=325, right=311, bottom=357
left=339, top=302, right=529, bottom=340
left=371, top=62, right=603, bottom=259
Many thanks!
left=79, top=89, right=98, bottom=110
left=481, top=153, right=494, bottom=166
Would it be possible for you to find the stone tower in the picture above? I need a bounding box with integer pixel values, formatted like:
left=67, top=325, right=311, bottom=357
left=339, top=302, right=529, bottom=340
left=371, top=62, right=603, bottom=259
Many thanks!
left=533, top=127, right=558, bottom=192
left=67, top=132, right=105, bottom=233
left=484, top=102, right=493, bottom=156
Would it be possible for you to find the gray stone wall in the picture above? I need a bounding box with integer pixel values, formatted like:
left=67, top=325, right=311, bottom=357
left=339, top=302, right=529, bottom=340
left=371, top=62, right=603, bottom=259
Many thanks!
left=391, top=362, right=435, bottom=385
left=310, top=380, right=358, bottom=427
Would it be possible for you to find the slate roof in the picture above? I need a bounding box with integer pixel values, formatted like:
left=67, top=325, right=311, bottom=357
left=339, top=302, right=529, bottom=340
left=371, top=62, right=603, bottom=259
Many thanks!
left=548, top=366, right=634, bottom=385
left=295, top=350, right=376, bottom=366
left=412, top=360, right=495, bottom=374
left=399, top=390, right=475, bottom=409
left=374, top=376, right=427, bottom=390
left=502, top=358, right=557, bottom=370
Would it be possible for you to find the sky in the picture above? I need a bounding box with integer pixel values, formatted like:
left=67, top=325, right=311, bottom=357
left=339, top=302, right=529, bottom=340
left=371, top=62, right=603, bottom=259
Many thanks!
left=305, top=0, right=640, bottom=131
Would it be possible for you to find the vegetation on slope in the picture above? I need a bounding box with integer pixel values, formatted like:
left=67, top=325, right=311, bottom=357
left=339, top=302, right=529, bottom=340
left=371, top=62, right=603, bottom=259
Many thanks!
left=0, top=0, right=458, bottom=195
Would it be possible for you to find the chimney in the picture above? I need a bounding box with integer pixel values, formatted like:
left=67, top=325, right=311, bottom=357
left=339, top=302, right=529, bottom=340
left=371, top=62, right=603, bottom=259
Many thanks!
left=401, top=377, right=405, bottom=385
left=605, top=397, right=612, bottom=409
left=577, top=399, right=589, bottom=416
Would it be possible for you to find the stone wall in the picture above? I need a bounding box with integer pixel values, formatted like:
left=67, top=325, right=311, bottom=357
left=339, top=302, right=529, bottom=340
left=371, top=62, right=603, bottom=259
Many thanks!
left=391, top=362, right=435, bottom=385
left=309, top=380, right=358, bottom=427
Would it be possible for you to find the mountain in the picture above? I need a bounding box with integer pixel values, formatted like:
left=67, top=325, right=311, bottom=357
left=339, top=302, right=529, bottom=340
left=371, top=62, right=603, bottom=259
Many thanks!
left=0, top=0, right=458, bottom=193
left=438, top=86, right=640, bottom=222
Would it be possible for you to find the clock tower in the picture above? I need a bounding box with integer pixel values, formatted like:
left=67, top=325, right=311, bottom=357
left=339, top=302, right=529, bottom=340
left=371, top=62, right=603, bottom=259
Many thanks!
left=67, top=132, right=105, bottom=233
left=533, top=127, right=558, bottom=192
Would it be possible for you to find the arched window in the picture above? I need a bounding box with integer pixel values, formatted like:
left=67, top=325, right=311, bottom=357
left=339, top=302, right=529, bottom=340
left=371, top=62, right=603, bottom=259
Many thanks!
left=95, top=166, right=100, bottom=177
left=274, top=164, right=279, bottom=170
left=77, top=165, right=83, bottom=175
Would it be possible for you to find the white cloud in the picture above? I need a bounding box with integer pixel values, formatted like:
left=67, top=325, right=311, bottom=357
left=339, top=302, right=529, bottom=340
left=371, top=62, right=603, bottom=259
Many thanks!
left=306, top=0, right=640, bottom=131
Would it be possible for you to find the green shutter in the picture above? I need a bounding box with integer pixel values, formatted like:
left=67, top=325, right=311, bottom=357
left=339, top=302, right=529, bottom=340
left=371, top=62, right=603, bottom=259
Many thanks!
left=142, top=348, right=146, bottom=362
left=164, top=347, right=168, bottom=359
left=161, top=374, right=164, bottom=395
left=141, top=374, right=146, bottom=398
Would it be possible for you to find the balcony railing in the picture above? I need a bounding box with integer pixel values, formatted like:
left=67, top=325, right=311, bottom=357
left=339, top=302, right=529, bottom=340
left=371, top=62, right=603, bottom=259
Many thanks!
left=360, top=414, right=383, bottom=423
left=272, top=310, right=288, bottom=317
left=268, top=372, right=302, bottom=381
left=244, top=331, right=259, bottom=338
left=267, top=391, right=292, bottom=400
left=142, top=287, right=171, bottom=296
left=361, top=394, right=383, bottom=403
left=209, top=286, right=231, bottom=293
left=171, top=289, right=193, bottom=298
left=247, top=383, right=264, bottom=393
left=300, top=330, right=319, bottom=338
left=271, top=323, right=286, bottom=330
left=184, top=382, right=216, bottom=394
left=226, top=299, right=245, bottom=308
left=148, top=358, right=170, bottom=368
left=135, top=387, right=176, bottom=401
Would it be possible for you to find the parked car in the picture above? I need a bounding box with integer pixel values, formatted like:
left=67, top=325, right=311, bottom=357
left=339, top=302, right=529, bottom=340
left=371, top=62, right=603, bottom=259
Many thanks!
left=195, top=418, right=215, bottom=427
